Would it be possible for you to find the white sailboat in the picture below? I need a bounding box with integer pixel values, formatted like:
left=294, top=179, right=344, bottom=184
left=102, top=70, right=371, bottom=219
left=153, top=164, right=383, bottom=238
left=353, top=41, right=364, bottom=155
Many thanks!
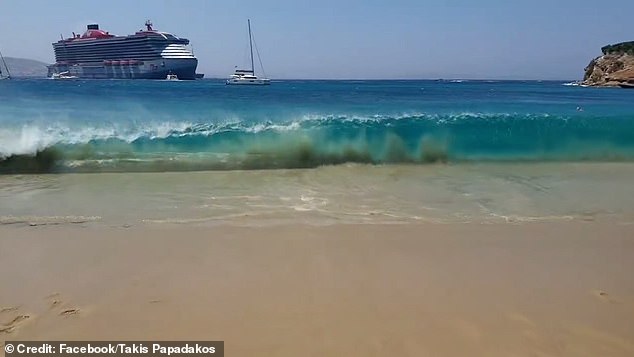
left=0, top=49, right=11, bottom=80
left=226, top=20, right=270, bottom=85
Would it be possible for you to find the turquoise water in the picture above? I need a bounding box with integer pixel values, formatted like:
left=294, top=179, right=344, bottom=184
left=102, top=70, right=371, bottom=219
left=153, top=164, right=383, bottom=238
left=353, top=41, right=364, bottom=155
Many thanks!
left=1, top=79, right=634, bottom=173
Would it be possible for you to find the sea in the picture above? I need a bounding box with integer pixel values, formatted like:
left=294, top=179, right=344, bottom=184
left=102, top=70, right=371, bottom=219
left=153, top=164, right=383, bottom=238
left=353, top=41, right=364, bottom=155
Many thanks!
left=1, top=79, right=633, bottom=226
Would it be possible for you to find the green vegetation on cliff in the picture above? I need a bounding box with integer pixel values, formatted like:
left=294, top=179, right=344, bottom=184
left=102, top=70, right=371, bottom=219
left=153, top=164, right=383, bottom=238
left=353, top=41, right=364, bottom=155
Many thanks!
left=602, top=41, right=634, bottom=55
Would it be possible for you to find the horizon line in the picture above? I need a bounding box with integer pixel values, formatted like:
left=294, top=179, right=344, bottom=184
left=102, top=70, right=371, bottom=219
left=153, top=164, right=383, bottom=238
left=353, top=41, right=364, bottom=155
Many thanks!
left=204, top=77, right=580, bottom=81
left=8, top=75, right=580, bottom=82
left=3, top=56, right=582, bottom=82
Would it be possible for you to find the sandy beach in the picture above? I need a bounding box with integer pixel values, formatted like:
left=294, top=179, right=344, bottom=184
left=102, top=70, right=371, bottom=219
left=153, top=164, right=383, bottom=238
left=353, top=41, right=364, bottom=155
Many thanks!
left=1, top=220, right=633, bottom=356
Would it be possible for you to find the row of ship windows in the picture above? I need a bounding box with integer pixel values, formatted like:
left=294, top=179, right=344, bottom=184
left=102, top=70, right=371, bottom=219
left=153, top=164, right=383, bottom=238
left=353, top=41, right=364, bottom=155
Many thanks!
left=54, top=40, right=189, bottom=47
left=53, top=44, right=188, bottom=55
left=55, top=55, right=195, bottom=61
left=57, top=37, right=188, bottom=45
left=55, top=54, right=157, bottom=60
left=54, top=48, right=192, bottom=56
left=55, top=49, right=163, bottom=57
left=55, top=54, right=194, bottom=61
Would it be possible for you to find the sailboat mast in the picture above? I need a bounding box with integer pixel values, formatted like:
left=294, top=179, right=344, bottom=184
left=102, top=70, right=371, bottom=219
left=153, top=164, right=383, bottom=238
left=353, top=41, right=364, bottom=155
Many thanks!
left=248, top=19, right=254, bottom=73
left=0, top=50, right=10, bottom=79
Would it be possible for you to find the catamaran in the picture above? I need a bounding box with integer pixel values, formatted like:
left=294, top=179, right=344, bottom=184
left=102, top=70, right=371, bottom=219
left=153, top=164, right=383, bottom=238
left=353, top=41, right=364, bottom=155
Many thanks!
left=0, top=49, right=11, bottom=80
left=226, top=20, right=270, bottom=85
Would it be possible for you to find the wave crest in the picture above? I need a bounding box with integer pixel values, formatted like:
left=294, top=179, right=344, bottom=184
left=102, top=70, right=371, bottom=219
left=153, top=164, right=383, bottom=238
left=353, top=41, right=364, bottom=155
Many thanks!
left=2, top=112, right=634, bottom=173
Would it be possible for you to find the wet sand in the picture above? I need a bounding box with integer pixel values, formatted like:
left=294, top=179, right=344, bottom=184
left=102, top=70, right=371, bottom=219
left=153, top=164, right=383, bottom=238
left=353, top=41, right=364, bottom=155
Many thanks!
left=1, top=221, right=633, bottom=356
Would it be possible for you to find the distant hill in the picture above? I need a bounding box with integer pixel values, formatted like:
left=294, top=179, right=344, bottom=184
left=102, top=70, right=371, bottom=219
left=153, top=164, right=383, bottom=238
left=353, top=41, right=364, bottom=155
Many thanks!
left=2, top=57, right=49, bottom=77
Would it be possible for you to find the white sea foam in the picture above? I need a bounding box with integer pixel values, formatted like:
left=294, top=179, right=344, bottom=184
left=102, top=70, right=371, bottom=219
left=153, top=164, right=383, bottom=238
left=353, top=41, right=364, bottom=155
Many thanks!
left=0, top=111, right=564, bottom=158
left=0, top=125, right=60, bottom=158
left=0, top=121, right=197, bottom=157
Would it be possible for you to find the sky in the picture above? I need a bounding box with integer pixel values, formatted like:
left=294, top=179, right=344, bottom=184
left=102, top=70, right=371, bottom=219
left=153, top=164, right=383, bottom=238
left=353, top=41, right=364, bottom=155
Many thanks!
left=0, top=0, right=633, bottom=79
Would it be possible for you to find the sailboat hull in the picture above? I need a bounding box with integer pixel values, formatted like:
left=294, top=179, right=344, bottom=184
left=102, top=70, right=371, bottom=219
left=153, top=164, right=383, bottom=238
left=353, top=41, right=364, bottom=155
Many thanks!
left=226, top=78, right=271, bottom=85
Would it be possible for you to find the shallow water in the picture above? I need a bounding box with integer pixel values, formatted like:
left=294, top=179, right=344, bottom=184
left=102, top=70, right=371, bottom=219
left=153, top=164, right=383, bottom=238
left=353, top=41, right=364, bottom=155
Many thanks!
left=1, top=163, right=633, bottom=226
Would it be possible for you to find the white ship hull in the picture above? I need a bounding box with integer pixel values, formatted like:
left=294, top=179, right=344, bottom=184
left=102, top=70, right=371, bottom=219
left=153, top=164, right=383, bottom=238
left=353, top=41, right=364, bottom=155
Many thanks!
left=226, top=77, right=270, bottom=85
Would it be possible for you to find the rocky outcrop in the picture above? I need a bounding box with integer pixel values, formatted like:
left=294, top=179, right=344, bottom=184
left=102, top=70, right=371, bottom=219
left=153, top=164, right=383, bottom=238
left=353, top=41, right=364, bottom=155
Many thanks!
left=583, top=44, right=634, bottom=87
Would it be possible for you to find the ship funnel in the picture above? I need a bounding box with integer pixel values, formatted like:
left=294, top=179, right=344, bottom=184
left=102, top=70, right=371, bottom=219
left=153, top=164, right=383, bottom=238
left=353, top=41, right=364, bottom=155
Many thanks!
left=87, top=24, right=99, bottom=30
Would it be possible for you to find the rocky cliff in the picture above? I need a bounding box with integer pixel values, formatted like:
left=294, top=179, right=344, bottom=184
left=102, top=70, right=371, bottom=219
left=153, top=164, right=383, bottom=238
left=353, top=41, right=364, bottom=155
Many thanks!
left=583, top=42, right=634, bottom=87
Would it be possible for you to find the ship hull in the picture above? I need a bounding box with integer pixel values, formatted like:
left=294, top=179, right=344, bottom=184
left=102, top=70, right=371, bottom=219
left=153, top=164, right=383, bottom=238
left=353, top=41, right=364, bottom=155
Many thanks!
left=226, top=78, right=271, bottom=85
left=47, top=58, right=198, bottom=80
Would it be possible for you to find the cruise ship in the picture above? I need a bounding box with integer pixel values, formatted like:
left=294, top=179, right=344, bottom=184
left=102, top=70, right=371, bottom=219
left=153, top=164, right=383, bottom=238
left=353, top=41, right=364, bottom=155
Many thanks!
left=47, top=21, right=197, bottom=80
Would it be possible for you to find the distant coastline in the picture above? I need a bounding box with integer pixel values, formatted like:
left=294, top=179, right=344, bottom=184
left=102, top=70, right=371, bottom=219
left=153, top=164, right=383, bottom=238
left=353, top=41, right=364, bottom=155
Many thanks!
left=0, top=56, right=586, bottom=83
left=2, top=57, right=48, bottom=77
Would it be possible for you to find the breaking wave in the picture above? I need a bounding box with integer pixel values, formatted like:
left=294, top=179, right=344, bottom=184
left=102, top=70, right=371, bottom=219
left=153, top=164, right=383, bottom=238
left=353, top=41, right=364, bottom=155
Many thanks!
left=2, top=112, right=634, bottom=173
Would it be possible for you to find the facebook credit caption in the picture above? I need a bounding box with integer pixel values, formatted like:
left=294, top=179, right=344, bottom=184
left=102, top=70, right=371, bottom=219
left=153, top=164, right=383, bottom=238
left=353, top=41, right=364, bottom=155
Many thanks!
left=3, top=342, right=224, bottom=357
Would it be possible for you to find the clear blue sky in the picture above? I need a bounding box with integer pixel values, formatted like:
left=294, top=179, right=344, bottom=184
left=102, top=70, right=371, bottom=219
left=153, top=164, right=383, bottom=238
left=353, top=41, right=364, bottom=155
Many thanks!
left=1, top=0, right=632, bottom=79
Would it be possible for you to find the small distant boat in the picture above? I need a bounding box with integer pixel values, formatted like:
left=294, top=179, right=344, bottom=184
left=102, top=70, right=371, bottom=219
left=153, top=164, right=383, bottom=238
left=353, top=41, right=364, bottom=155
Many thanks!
left=0, top=49, right=11, bottom=80
left=195, top=73, right=204, bottom=79
left=226, top=19, right=270, bottom=85
left=166, top=72, right=179, bottom=81
left=51, top=71, right=78, bottom=79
